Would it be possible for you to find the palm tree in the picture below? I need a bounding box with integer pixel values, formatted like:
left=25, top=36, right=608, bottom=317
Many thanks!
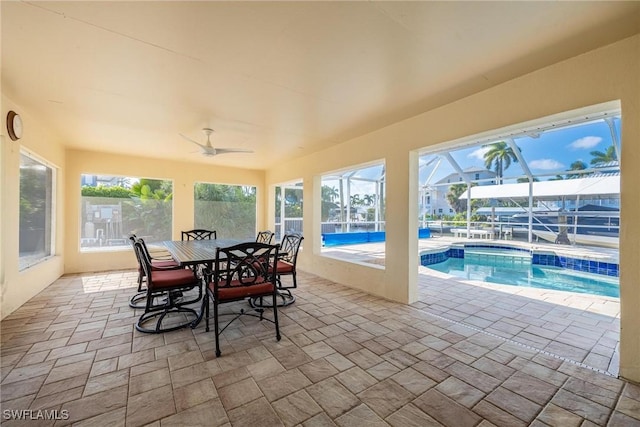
left=516, top=177, right=539, bottom=183
left=589, top=145, right=617, bottom=166
left=566, top=160, right=588, bottom=179
left=483, top=141, right=519, bottom=184
left=320, top=185, right=339, bottom=222
left=321, top=185, right=339, bottom=203
left=446, top=183, right=470, bottom=214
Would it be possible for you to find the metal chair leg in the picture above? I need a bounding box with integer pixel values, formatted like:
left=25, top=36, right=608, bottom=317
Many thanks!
left=214, top=298, right=221, bottom=357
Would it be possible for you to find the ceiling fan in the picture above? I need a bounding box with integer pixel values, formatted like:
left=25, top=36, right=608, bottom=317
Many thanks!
left=179, top=128, right=253, bottom=157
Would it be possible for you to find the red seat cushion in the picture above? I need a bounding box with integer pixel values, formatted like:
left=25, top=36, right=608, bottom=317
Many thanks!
left=270, top=260, right=293, bottom=274
left=149, top=269, right=198, bottom=289
left=209, top=282, right=274, bottom=301
left=138, top=260, right=180, bottom=273
left=152, top=260, right=180, bottom=269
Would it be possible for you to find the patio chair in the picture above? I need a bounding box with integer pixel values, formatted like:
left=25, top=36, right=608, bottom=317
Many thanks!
left=181, top=229, right=217, bottom=240
left=203, top=242, right=281, bottom=356
left=133, top=238, right=202, bottom=333
left=251, top=233, right=303, bottom=308
left=181, top=229, right=217, bottom=275
left=502, top=227, right=513, bottom=240
left=128, top=235, right=181, bottom=309
left=273, top=233, right=303, bottom=304
left=256, top=230, right=275, bottom=244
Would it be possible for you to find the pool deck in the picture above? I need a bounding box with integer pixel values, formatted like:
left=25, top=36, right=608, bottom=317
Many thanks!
left=322, top=236, right=621, bottom=376
left=325, top=236, right=619, bottom=264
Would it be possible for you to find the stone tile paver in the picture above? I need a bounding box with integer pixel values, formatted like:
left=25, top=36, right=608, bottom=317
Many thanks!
left=0, top=268, right=632, bottom=427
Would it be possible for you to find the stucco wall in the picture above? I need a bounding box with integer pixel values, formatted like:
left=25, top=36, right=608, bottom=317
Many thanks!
left=266, top=36, right=640, bottom=381
left=1, top=95, right=66, bottom=318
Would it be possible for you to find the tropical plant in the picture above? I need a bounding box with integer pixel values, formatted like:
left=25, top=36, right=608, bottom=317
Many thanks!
left=131, top=179, right=172, bottom=199
left=446, top=183, right=470, bottom=214
left=126, top=179, right=173, bottom=241
left=563, top=160, right=588, bottom=179
left=321, top=185, right=339, bottom=203
left=194, top=183, right=256, bottom=239
left=321, top=185, right=339, bottom=221
left=81, top=185, right=132, bottom=198
left=516, top=177, right=540, bottom=183
left=20, top=166, right=48, bottom=232
left=282, top=188, right=303, bottom=218
left=483, top=141, right=519, bottom=184
left=589, top=145, right=617, bottom=166
left=338, top=180, right=345, bottom=227
left=451, top=212, right=467, bottom=226
left=363, top=194, right=376, bottom=206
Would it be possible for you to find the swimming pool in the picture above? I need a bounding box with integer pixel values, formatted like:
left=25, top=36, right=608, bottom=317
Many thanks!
left=427, top=252, right=619, bottom=298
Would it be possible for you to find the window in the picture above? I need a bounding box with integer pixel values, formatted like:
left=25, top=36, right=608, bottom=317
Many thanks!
left=321, top=163, right=385, bottom=235
left=20, top=153, right=55, bottom=270
left=275, top=182, right=303, bottom=241
left=418, top=106, right=621, bottom=247
left=320, top=162, right=385, bottom=264
left=80, top=175, right=173, bottom=250
left=194, top=183, right=256, bottom=239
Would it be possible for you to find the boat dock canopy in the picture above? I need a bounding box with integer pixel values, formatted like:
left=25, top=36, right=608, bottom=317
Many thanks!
left=475, top=207, right=557, bottom=216
left=459, top=174, right=619, bottom=201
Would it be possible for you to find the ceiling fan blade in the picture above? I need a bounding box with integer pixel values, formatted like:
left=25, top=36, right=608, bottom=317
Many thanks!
left=179, top=133, right=207, bottom=149
left=214, top=148, right=254, bottom=154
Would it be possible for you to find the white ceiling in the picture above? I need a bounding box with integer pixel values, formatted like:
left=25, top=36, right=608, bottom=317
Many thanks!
left=2, top=1, right=639, bottom=169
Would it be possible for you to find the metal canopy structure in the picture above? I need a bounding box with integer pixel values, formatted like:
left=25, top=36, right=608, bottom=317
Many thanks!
left=459, top=174, right=620, bottom=201
left=322, top=163, right=386, bottom=233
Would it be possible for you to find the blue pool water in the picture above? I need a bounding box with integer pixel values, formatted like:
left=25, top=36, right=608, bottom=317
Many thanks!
left=427, top=255, right=619, bottom=298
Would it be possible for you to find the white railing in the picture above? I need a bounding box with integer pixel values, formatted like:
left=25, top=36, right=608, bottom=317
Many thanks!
left=275, top=218, right=303, bottom=240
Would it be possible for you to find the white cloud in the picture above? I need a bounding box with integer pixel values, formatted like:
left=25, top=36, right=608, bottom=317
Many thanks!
left=529, top=159, right=565, bottom=170
left=468, top=146, right=491, bottom=160
left=568, top=136, right=602, bottom=150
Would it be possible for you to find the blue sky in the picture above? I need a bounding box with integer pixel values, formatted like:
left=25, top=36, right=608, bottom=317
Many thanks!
left=422, top=116, right=621, bottom=184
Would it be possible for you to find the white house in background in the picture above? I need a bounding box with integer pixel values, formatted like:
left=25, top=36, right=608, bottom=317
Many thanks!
left=419, top=166, right=497, bottom=217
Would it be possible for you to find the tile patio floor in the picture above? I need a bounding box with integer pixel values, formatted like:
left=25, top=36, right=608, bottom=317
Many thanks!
left=1, top=265, right=639, bottom=426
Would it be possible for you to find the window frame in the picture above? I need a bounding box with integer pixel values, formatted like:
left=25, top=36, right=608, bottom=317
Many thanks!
left=19, top=150, right=57, bottom=271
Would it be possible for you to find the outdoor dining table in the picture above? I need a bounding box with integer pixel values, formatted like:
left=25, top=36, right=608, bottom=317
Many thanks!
left=161, top=238, right=243, bottom=269
left=159, top=238, right=290, bottom=327
left=160, top=238, right=243, bottom=328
